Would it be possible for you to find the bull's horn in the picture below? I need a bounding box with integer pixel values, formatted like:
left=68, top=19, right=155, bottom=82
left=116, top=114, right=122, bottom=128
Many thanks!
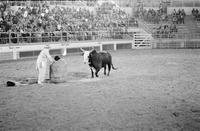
left=90, top=47, right=95, bottom=52
left=80, top=48, right=85, bottom=52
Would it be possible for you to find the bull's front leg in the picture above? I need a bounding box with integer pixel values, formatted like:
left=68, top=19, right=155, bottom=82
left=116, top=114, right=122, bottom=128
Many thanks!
left=95, top=69, right=100, bottom=77
left=90, top=68, right=94, bottom=78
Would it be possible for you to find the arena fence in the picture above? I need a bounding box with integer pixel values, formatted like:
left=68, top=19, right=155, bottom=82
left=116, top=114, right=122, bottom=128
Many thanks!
left=153, top=39, right=200, bottom=49
left=1, top=31, right=200, bottom=61
left=152, top=33, right=200, bottom=49
left=0, top=40, right=135, bottom=61
left=0, top=30, right=149, bottom=61
left=0, top=31, right=132, bottom=45
left=7, top=1, right=88, bottom=7
left=6, top=0, right=134, bottom=7
left=2, top=31, right=200, bottom=45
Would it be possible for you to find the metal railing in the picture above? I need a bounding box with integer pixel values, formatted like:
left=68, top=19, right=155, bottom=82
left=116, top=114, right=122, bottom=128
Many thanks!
left=0, top=31, right=132, bottom=45
left=1, top=30, right=200, bottom=45
left=152, top=32, right=200, bottom=39
left=6, top=0, right=93, bottom=7
left=3, top=0, right=136, bottom=7
left=49, top=1, right=87, bottom=6
left=170, top=0, right=200, bottom=7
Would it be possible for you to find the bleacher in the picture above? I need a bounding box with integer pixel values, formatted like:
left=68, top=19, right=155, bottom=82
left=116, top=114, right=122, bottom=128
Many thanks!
left=0, top=0, right=135, bottom=45
left=128, top=17, right=138, bottom=27
left=177, top=15, right=200, bottom=33
left=137, top=19, right=158, bottom=34
left=1, top=0, right=200, bottom=45
left=138, top=14, right=200, bottom=39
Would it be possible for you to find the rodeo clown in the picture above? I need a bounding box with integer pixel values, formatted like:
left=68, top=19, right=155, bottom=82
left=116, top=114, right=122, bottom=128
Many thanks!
left=36, top=44, right=54, bottom=84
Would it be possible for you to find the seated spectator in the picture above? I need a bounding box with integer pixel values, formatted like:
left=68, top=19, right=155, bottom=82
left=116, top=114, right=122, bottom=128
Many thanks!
left=172, top=9, right=186, bottom=24
left=170, top=23, right=177, bottom=33
left=154, top=23, right=177, bottom=38
left=192, top=8, right=200, bottom=21
left=0, top=1, right=130, bottom=44
left=172, top=15, right=178, bottom=24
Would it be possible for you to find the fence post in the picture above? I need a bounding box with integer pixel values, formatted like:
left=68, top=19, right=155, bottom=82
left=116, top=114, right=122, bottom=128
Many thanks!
left=114, top=42, right=117, bottom=50
left=9, top=32, right=11, bottom=44
left=61, top=31, right=63, bottom=41
left=13, top=46, right=19, bottom=60
left=51, top=32, right=52, bottom=42
left=62, top=46, right=67, bottom=56
left=66, top=31, right=68, bottom=42
left=17, top=32, right=19, bottom=44
left=132, top=34, right=135, bottom=49
left=99, top=42, right=103, bottom=51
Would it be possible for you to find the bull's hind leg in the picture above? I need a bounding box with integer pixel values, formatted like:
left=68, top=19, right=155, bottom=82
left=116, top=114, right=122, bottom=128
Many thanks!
left=107, top=64, right=111, bottom=76
left=104, top=66, right=106, bottom=75
left=95, top=69, right=100, bottom=77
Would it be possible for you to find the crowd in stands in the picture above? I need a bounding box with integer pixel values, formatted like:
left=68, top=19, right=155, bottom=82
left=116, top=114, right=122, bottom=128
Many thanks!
left=3, top=0, right=98, bottom=7
left=153, top=9, right=186, bottom=38
left=192, top=8, right=200, bottom=21
left=0, top=1, right=129, bottom=44
left=153, top=23, right=177, bottom=38
left=172, top=9, right=186, bottom=24
left=136, top=7, right=186, bottom=25
left=135, top=2, right=168, bottom=24
left=136, top=7, right=178, bottom=38
left=135, top=1, right=188, bottom=38
left=136, top=8, right=163, bottom=24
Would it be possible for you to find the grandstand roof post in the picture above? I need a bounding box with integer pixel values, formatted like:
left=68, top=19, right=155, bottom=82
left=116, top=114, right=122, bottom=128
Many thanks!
left=181, top=0, right=183, bottom=7
left=8, top=31, right=11, bottom=44
left=193, top=0, right=195, bottom=7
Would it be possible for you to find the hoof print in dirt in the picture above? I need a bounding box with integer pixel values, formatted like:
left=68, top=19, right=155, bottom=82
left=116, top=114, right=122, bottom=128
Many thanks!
left=191, top=108, right=200, bottom=113
left=172, top=112, right=180, bottom=117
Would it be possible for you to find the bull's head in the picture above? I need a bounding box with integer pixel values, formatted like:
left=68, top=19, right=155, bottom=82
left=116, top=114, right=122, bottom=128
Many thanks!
left=80, top=48, right=94, bottom=64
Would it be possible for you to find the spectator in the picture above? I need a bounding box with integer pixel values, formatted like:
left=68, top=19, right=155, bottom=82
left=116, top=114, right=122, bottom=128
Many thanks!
left=0, top=1, right=130, bottom=44
left=172, top=9, right=186, bottom=24
left=192, top=8, right=200, bottom=21
left=154, top=23, right=177, bottom=38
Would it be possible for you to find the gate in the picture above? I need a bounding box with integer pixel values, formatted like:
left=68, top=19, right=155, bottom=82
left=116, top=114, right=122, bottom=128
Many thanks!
left=132, top=33, right=154, bottom=49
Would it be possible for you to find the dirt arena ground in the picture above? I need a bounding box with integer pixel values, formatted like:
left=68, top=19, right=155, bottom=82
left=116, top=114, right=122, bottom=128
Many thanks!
left=0, top=49, right=200, bottom=131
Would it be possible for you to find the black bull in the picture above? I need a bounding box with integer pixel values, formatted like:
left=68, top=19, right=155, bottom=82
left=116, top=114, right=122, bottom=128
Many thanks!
left=88, top=50, right=117, bottom=78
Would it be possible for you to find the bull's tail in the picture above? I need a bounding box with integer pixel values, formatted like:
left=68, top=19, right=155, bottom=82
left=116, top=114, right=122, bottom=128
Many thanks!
left=111, top=64, right=117, bottom=70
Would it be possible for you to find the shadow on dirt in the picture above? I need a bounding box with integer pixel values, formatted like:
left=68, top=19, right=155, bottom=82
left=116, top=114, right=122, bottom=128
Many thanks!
left=67, top=72, right=102, bottom=83
left=68, top=72, right=90, bottom=79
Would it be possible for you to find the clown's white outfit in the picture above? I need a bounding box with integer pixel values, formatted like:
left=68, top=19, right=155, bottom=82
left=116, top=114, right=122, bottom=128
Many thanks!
left=36, top=47, right=54, bottom=84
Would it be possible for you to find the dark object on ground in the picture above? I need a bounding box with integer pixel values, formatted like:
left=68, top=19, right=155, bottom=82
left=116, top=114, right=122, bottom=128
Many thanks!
left=6, top=81, right=16, bottom=86
left=6, top=78, right=38, bottom=87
